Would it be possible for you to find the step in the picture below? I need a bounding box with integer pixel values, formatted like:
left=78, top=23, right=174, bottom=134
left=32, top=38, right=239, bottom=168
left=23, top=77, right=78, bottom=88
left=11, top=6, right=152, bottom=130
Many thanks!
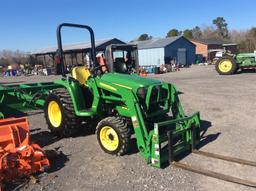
left=77, top=108, right=94, bottom=116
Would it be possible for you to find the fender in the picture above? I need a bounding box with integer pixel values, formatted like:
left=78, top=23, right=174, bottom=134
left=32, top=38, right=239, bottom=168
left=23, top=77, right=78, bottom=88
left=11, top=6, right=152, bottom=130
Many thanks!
left=53, top=79, right=88, bottom=116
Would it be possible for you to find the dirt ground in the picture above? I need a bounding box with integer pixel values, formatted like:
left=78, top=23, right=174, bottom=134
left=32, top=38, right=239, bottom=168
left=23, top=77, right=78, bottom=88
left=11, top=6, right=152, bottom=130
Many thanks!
left=1, top=65, right=256, bottom=191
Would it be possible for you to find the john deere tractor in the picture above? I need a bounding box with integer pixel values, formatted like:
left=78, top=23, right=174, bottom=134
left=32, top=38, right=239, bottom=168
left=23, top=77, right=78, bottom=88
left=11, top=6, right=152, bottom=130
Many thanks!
left=0, top=23, right=200, bottom=168
left=215, top=51, right=256, bottom=75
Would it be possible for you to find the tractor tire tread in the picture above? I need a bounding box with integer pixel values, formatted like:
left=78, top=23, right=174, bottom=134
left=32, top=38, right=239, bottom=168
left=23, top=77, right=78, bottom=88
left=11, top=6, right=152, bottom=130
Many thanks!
left=96, top=116, right=131, bottom=156
left=216, top=56, right=237, bottom=75
left=44, top=88, right=82, bottom=137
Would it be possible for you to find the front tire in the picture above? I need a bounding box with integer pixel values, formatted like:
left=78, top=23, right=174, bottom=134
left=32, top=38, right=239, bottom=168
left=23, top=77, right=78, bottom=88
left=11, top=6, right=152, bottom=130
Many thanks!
left=216, top=56, right=237, bottom=75
left=44, top=88, right=82, bottom=137
left=96, top=117, right=131, bottom=156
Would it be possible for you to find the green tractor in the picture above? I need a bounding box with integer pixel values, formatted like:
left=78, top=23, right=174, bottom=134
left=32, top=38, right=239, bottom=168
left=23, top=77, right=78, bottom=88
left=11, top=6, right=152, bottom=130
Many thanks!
left=215, top=51, right=256, bottom=75
left=0, top=23, right=200, bottom=168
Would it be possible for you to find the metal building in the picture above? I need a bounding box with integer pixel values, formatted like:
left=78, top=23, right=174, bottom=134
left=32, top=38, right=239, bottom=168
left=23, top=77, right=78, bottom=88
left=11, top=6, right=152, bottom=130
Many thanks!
left=31, top=38, right=125, bottom=67
left=134, top=36, right=196, bottom=67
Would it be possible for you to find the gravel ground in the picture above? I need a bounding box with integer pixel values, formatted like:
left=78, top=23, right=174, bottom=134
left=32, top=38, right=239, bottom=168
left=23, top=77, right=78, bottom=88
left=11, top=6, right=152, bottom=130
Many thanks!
left=1, top=65, right=256, bottom=191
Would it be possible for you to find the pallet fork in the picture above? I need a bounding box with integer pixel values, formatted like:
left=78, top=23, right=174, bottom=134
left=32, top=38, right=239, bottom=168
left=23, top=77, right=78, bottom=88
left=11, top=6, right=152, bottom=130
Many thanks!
left=167, top=126, right=256, bottom=188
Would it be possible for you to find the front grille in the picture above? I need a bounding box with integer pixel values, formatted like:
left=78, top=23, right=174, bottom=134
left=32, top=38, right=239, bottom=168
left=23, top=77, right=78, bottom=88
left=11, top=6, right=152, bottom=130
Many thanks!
left=146, top=85, right=169, bottom=114
left=160, top=88, right=168, bottom=100
left=150, top=86, right=159, bottom=103
left=149, top=86, right=161, bottom=112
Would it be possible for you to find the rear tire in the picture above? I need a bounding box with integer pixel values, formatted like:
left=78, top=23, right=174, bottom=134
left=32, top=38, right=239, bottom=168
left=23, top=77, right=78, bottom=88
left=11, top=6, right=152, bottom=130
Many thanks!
left=96, top=116, right=131, bottom=156
left=44, top=88, right=82, bottom=137
left=216, top=56, right=237, bottom=75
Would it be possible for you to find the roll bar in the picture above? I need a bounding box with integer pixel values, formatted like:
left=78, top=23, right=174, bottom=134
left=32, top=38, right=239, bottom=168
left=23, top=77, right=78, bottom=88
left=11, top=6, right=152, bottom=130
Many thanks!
left=56, top=23, right=97, bottom=76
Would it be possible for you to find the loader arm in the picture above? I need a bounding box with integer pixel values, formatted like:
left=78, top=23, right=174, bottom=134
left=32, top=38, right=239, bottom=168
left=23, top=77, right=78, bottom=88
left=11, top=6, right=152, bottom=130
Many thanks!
left=89, top=76, right=201, bottom=166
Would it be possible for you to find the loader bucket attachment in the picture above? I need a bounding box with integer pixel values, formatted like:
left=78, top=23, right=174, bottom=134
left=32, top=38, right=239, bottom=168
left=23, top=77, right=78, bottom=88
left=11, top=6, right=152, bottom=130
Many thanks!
left=0, top=117, right=49, bottom=184
left=150, top=112, right=200, bottom=168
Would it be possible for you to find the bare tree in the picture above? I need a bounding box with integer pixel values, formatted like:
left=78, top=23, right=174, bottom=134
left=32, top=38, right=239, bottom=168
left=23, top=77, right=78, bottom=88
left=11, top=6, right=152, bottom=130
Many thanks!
left=201, top=25, right=219, bottom=39
left=0, top=49, right=30, bottom=68
left=230, top=28, right=256, bottom=52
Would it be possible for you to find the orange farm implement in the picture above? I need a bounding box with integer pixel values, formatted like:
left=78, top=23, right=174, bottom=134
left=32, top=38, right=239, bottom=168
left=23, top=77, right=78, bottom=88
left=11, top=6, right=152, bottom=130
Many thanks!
left=0, top=117, right=49, bottom=189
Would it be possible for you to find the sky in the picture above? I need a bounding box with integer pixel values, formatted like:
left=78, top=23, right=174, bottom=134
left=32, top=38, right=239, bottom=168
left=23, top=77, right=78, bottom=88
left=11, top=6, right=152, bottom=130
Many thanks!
left=0, top=0, right=255, bottom=52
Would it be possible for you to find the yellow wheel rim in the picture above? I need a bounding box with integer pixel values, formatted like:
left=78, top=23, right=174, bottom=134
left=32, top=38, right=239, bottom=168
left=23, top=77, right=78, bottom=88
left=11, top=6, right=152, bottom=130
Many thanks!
left=99, top=126, right=119, bottom=151
left=48, top=101, right=62, bottom=128
left=219, top=60, right=232, bottom=73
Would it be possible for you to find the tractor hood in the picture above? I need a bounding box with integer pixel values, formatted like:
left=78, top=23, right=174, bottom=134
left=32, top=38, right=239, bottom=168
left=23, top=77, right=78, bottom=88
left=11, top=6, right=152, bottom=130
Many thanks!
left=100, top=73, right=161, bottom=90
left=236, top=53, right=255, bottom=58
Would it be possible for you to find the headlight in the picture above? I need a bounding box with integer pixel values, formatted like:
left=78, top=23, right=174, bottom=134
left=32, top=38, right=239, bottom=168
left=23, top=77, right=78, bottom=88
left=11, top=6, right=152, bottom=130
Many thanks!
left=137, top=87, right=147, bottom=99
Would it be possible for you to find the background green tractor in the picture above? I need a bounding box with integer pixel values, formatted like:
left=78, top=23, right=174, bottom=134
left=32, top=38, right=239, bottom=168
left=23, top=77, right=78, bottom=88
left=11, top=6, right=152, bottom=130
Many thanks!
left=215, top=51, right=256, bottom=75
left=0, top=23, right=200, bottom=168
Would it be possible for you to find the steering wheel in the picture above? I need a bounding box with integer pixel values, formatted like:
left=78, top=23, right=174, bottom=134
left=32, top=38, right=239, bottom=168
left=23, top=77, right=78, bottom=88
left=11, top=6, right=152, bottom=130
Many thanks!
left=90, top=64, right=107, bottom=75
